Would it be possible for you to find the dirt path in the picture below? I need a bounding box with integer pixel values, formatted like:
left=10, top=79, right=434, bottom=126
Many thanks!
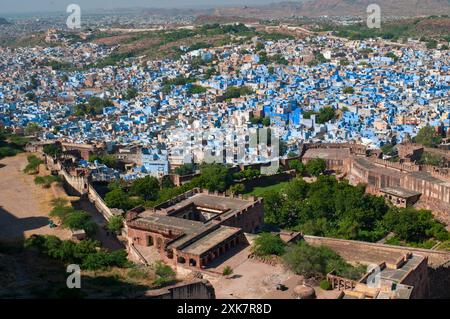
left=0, top=153, right=71, bottom=243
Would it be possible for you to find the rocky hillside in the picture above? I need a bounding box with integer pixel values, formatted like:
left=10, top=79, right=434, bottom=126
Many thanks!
left=214, top=0, right=450, bottom=18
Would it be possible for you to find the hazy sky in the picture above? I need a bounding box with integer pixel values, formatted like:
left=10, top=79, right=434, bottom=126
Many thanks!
left=1, top=0, right=288, bottom=14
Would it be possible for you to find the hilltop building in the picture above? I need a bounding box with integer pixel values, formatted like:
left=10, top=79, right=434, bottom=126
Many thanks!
left=125, top=188, right=264, bottom=269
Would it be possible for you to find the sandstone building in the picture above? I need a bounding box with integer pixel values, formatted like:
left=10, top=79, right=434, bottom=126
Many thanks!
left=125, top=188, right=264, bottom=269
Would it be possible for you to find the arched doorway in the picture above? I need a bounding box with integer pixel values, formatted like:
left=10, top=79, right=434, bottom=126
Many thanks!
left=147, top=236, right=154, bottom=246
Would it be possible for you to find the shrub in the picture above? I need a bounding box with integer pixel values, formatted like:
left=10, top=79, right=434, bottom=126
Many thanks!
left=24, top=235, right=128, bottom=270
left=222, top=266, right=233, bottom=276
left=34, top=175, right=61, bottom=188
left=23, top=155, right=43, bottom=174
left=72, top=239, right=100, bottom=260
left=50, top=205, right=76, bottom=220
left=81, top=250, right=129, bottom=270
left=153, top=261, right=176, bottom=287
left=24, top=234, right=47, bottom=250
left=127, top=267, right=149, bottom=280
left=343, top=87, right=355, bottom=94
left=0, top=146, right=18, bottom=159
left=62, top=211, right=98, bottom=236
left=50, top=198, right=69, bottom=207
left=320, top=280, right=332, bottom=290
left=229, top=183, right=245, bottom=195
left=282, top=242, right=364, bottom=280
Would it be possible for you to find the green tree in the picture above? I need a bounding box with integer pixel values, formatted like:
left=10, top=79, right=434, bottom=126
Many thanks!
left=426, top=40, right=437, bottom=49
left=161, top=175, right=175, bottom=189
left=34, top=175, right=62, bottom=188
left=343, top=87, right=355, bottom=94
left=24, top=122, right=41, bottom=136
left=263, top=191, right=285, bottom=226
left=125, top=88, right=138, bottom=100
left=81, top=250, right=129, bottom=270
left=43, top=235, right=64, bottom=259
left=229, top=183, right=245, bottom=195
left=198, top=164, right=232, bottom=192
left=89, top=154, right=118, bottom=168
left=414, top=125, right=442, bottom=147
left=289, top=160, right=306, bottom=175
left=72, top=239, right=100, bottom=260
left=255, top=41, right=265, bottom=51
left=104, top=189, right=134, bottom=211
left=25, top=92, right=36, bottom=101
left=252, top=233, right=286, bottom=256
left=187, top=85, right=207, bottom=95
left=262, top=117, right=271, bottom=127
left=223, top=86, right=253, bottom=100
left=419, top=152, right=443, bottom=166
left=284, top=178, right=309, bottom=202
left=43, top=143, right=62, bottom=158
left=316, top=107, right=336, bottom=124
left=306, top=158, right=327, bottom=177
left=153, top=261, right=176, bottom=287
left=23, top=155, right=43, bottom=174
left=107, top=215, right=124, bottom=233
left=174, top=163, right=196, bottom=175
left=383, top=207, right=448, bottom=243
left=381, top=143, right=395, bottom=156
left=62, top=211, right=98, bottom=236
left=130, top=176, right=160, bottom=201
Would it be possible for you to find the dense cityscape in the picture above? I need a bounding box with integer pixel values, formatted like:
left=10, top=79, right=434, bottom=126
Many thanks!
left=0, top=0, right=449, bottom=306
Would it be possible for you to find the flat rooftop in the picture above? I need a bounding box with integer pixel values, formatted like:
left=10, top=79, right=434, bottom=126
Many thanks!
left=353, top=157, right=405, bottom=179
left=131, top=213, right=212, bottom=237
left=181, top=225, right=241, bottom=257
left=303, top=148, right=350, bottom=160
left=380, top=187, right=421, bottom=198
left=164, top=193, right=255, bottom=213
left=379, top=254, right=425, bottom=283
left=409, top=171, right=450, bottom=185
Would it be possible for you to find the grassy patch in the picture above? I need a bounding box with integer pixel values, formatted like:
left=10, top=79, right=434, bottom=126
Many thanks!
left=244, top=181, right=290, bottom=197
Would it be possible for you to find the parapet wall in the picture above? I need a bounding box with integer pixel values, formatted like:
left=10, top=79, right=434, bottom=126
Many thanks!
left=154, top=188, right=263, bottom=212
left=142, top=279, right=216, bottom=299
left=303, top=142, right=368, bottom=155
left=371, top=157, right=419, bottom=172
left=87, top=183, right=114, bottom=220
left=303, top=235, right=450, bottom=267
left=45, top=155, right=114, bottom=221
left=303, top=235, right=450, bottom=298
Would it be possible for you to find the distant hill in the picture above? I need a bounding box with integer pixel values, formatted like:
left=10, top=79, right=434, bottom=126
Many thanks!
left=214, top=0, right=450, bottom=18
